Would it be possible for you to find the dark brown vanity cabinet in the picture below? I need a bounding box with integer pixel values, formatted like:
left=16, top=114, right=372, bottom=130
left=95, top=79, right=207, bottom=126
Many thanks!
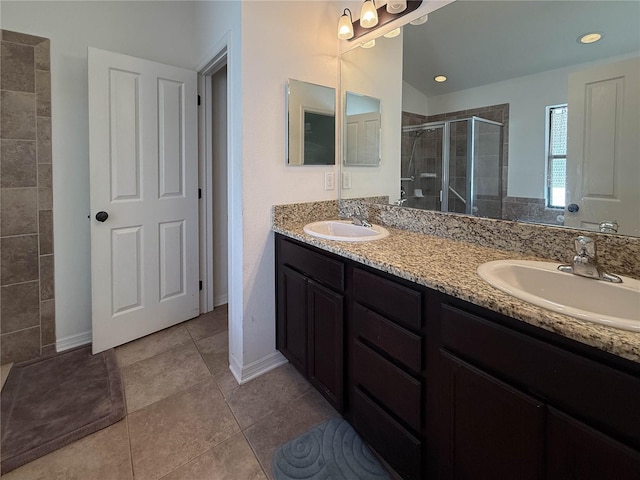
left=430, top=301, right=640, bottom=480
left=275, top=234, right=640, bottom=479
left=276, top=237, right=345, bottom=411
left=350, top=268, right=425, bottom=480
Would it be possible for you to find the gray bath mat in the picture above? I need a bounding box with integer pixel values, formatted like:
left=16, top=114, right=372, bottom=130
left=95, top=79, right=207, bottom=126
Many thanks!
left=273, top=417, right=390, bottom=480
left=1, top=345, right=125, bottom=474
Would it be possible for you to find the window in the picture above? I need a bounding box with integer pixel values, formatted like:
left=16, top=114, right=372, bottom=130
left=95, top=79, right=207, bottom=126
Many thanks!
left=546, top=105, right=567, bottom=208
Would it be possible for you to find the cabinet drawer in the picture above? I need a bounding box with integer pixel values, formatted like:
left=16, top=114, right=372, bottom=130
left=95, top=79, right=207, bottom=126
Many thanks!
left=353, top=339, right=422, bottom=429
left=440, top=303, right=640, bottom=448
left=352, top=387, right=422, bottom=480
left=280, top=238, right=344, bottom=291
left=353, top=302, right=422, bottom=373
left=353, top=268, right=422, bottom=330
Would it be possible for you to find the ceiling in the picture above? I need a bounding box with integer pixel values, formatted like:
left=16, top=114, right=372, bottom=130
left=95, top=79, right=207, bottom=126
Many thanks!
left=402, top=0, right=640, bottom=97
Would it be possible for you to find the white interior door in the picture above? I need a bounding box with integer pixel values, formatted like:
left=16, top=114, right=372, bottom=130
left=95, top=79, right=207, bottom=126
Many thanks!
left=346, top=112, right=381, bottom=166
left=565, top=57, right=640, bottom=236
left=89, top=47, right=199, bottom=353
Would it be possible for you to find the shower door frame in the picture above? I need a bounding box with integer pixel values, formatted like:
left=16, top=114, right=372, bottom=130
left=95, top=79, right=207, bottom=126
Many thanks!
left=402, top=116, right=503, bottom=215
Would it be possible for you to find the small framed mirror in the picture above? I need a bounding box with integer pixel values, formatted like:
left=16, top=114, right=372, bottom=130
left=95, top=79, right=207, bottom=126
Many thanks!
left=345, top=92, right=382, bottom=166
left=287, top=79, right=336, bottom=166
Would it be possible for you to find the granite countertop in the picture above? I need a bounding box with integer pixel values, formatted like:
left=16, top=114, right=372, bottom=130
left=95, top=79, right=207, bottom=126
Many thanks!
left=273, top=220, right=640, bottom=364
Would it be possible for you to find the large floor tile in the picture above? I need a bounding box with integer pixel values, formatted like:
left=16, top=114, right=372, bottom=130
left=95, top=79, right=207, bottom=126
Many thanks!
left=185, top=306, right=227, bottom=341
left=226, top=364, right=312, bottom=429
left=1, top=420, right=133, bottom=480
left=196, top=330, right=228, bottom=377
left=128, top=379, right=240, bottom=480
left=244, top=389, right=340, bottom=479
left=214, top=367, right=241, bottom=398
left=116, top=324, right=192, bottom=368
left=161, top=432, right=266, bottom=480
left=121, top=342, right=210, bottom=413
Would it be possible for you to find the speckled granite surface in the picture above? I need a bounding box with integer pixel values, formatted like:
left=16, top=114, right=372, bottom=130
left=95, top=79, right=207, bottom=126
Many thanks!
left=272, top=200, right=640, bottom=363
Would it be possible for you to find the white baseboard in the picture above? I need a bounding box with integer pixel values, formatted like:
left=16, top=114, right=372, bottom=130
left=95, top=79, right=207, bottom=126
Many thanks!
left=56, top=330, right=92, bottom=352
left=229, top=351, right=288, bottom=385
left=214, top=293, right=228, bottom=307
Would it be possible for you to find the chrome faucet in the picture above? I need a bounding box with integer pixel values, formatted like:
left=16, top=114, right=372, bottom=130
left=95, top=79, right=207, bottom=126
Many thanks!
left=557, top=236, right=622, bottom=283
left=352, top=206, right=372, bottom=228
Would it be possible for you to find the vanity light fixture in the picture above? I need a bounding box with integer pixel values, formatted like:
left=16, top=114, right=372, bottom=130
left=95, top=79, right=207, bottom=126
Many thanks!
left=338, top=9, right=354, bottom=40
left=410, top=14, right=428, bottom=25
left=579, top=32, right=603, bottom=44
left=361, top=39, right=376, bottom=49
left=360, top=0, right=379, bottom=28
left=387, top=0, right=407, bottom=14
left=383, top=27, right=402, bottom=38
left=434, top=75, right=447, bottom=82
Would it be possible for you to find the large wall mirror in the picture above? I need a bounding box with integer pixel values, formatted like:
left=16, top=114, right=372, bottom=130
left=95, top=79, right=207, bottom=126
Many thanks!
left=339, top=0, right=640, bottom=237
left=287, top=79, right=336, bottom=166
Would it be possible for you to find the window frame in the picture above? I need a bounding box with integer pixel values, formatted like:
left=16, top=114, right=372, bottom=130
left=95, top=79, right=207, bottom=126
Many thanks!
left=545, top=104, right=568, bottom=209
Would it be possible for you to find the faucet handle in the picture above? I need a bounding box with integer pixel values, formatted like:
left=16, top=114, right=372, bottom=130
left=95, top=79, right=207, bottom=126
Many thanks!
left=575, top=236, right=596, bottom=258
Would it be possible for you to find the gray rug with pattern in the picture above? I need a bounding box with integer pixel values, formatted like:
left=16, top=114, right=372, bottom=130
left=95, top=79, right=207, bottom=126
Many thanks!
left=272, top=418, right=390, bottom=480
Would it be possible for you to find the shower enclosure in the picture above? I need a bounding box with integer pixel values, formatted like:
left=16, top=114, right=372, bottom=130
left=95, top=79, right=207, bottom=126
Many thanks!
left=401, top=116, right=503, bottom=218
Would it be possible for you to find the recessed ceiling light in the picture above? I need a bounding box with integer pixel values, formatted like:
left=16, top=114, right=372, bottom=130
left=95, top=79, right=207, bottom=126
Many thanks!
left=579, top=32, right=603, bottom=44
left=434, top=75, right=447, bottom=83
left=383, top=28, right=402, bottom=39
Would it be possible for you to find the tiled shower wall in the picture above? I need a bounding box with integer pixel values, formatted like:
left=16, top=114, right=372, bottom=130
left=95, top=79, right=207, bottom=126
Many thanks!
left=0, top=30, right=55, bottom=364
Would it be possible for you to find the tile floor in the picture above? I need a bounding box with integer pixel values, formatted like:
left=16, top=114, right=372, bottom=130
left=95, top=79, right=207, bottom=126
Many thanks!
left=2, top=305, right=341, bottom=480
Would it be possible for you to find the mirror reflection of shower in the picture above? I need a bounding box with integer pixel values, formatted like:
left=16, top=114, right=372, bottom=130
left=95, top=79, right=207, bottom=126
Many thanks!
left=401, top=116, right=503, bottom=217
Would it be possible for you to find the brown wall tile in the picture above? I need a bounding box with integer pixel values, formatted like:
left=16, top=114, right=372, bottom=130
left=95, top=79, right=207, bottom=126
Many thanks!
left=39, top=254, right=55, bottom=300
left=35, top=70, right=51, bottom=117
left=36, top=117, right=51, bottom=164
left=34, top=39, right=50, bottom=71
left=1, top=41, right=35, bottom=92
left=37, top=163, right=53, bottom=209
left=41, top=298, right=55, bottom=345
left=1, top=281, right=40, bottom=333
left=1, top=187, right=38, bottom=236
left=1, top=30, right=48, bottom=46
left=1, top=139, right=37, bottom=187
left=39, top=209, right=54, bottom=255
left=1, top=326, right=41, bottom=364
left=1, top=91, right=36, bottom=140
left=1, top=235, right=39, bottom=285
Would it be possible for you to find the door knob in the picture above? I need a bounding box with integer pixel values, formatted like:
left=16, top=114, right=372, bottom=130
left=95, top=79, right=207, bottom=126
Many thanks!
left=95, top=211, right=109, bottom=222
left=567, top=203, right=579, bottom=213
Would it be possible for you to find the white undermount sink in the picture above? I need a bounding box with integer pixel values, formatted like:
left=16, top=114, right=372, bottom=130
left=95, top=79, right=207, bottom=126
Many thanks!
left=303, top=220, right=389, bottom=242
left=477, top=260, right=640, bottom=332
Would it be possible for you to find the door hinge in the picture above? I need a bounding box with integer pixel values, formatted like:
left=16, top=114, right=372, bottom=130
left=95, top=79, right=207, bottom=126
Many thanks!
left=197, top=94, right=201, bottom=106
left=199, top=281, right=203, bottom=291
left=198, top=188, right=202, bottom=199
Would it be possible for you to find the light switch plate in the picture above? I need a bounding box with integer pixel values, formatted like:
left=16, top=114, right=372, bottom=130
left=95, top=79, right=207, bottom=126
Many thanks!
left=324, top=172, right=335, bottom=190
left=342, top=172, right=352, bottom=189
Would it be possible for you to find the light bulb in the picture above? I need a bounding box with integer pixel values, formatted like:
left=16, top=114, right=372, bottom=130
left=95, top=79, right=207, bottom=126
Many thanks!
left=383, top=28, right=401, bottom=38
left=337, top=10, right=354, bottom=40
left=361, top=39, right=376, bottom=49
left=386, top=0, right=407, bottom=14
left=410, top=14, right=428, bottom=26
left=360, top=0, right=378, bottom=28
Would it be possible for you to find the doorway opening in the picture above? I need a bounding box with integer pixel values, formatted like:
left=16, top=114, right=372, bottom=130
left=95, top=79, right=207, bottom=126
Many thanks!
left=198, top=51, right=229, bottom=315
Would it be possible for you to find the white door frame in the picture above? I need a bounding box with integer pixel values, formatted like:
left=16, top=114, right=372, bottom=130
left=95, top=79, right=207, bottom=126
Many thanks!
left=197, top=42, right=228, bottom=314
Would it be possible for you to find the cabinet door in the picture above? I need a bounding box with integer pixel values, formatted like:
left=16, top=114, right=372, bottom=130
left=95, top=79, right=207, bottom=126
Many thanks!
left=307, top=280, right=344, bottom=411
left=276, top=265, right=308, bottom=375
left=437, top=352, right=544, bottom=480
left=546, top=408, right=640, bottom=480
